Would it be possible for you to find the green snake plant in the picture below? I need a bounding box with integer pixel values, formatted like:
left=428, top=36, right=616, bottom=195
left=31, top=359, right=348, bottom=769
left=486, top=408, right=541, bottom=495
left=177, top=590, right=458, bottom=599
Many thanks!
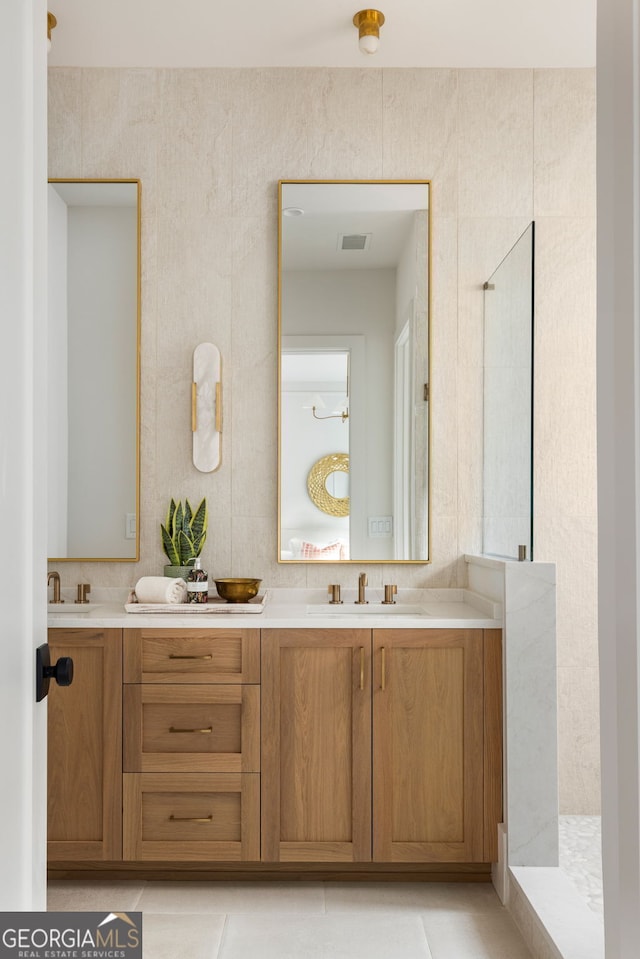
left=161, top=498, right=207, bottom=567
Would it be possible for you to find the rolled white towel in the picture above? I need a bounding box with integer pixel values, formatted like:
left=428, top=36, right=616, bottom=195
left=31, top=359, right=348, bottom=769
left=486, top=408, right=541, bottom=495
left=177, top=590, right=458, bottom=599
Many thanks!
left=134, top=576, right=188, bottom=604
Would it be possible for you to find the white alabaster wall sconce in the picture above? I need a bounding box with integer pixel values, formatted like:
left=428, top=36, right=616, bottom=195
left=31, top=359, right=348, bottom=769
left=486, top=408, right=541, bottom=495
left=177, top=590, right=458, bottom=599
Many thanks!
left=192, top=343, right=222, bottom=472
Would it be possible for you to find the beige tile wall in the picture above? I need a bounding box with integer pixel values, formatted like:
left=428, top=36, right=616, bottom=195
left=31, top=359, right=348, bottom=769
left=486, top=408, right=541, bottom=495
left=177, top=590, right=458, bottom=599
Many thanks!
left=47, top=66, right=598, bottom=811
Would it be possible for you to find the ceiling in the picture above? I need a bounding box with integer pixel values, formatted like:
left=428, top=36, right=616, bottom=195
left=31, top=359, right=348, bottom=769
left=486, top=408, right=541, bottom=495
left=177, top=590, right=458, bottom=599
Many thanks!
left=50, top=182, right=136, bottom=206
left=48, top=0, right=596, bottom=70
left=282, top=182, right=429, bottom=271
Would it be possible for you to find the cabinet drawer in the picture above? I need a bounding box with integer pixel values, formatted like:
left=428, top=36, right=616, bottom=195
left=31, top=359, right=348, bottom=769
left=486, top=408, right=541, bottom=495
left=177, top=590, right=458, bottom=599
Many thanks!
left=123, top=773, right=259, bottom=861
left=124, top=628, right=260, bottom=684
left=124, top=685, right=260, bottom=773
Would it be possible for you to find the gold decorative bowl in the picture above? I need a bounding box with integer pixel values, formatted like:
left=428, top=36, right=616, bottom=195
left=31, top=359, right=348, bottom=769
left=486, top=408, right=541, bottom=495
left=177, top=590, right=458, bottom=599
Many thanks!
left=214, top=577, right=262, bottom=603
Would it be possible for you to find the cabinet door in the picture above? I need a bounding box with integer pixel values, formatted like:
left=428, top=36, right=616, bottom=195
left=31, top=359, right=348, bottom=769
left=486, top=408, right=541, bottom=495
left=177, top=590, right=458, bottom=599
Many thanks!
left=373, top=629, right=484, bottom=862
left=48, top=628, right=122, bottom=862
left=262, top=629, right=371, bottom=862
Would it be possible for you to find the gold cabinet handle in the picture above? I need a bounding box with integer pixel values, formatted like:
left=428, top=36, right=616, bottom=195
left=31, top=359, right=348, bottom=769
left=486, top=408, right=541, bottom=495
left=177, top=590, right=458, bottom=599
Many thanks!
left=169, top=814, right=213, bottom=823
left=191, top=382, right=197, bottom=432
left=169, top=726, right=213, bottom=734
left=381, top=647, right=386, bottom=690
left=359, top=647, right=365, bottom=690
left=168, top=653, right=213, bottom=660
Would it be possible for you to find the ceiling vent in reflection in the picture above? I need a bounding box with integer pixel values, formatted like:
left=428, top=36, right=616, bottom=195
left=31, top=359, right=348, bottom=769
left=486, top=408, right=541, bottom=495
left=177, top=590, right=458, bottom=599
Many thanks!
left=338, top=233, right=371, bottom=252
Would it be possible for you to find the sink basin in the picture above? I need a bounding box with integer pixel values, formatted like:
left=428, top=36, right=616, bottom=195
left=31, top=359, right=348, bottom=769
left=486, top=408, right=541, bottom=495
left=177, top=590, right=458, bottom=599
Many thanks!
left=307, top=604, right=429, bottom=616
left=48, top=603, right=101, bottom=613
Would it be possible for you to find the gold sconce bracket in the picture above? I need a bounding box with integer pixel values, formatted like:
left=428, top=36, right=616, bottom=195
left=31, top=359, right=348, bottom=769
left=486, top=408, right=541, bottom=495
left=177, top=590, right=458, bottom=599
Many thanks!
left=192, top=343, right=222, bottom=472
left=312, top=405, right=349, bottom=423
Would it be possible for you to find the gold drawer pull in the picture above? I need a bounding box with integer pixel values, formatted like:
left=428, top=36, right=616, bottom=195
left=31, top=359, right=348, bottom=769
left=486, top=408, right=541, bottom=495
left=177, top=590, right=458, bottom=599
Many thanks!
left=169, top=814, right=213, bottom=823
left=169, top=725, right=213, bottom=734
left=359, top=647, right=365, bottom=690
left=168, top=653, right=213, bottom=661
left=381, top=646, right=386, bottom=690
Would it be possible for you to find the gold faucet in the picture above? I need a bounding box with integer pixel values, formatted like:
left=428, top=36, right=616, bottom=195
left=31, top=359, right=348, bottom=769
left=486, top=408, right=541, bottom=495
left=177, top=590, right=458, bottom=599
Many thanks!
left=355, top=572, right=368, bottom=605
left=328, top=584, right=343, bottom=605
left=75, top=583, right=91, bottom=604
left=382, top=584, right=397, bottom=605
left=47, top=571, right=63, bottom=604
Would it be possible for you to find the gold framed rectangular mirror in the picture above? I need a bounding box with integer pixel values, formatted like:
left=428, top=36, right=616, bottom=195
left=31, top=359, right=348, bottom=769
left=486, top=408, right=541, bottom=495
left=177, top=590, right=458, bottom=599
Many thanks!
left=47, top=179, right=141, bottom=562
left=278, top=180, right=431, bottom=563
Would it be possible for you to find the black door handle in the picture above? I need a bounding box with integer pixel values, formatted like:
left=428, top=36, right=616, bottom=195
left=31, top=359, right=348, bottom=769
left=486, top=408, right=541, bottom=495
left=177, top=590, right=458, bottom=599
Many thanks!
left=36, top=644, right=74, bottom=702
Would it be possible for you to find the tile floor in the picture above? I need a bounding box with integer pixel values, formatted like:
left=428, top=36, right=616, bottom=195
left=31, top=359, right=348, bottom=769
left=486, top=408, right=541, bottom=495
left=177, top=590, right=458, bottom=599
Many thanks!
left=47, top=879, right=534, bottom=958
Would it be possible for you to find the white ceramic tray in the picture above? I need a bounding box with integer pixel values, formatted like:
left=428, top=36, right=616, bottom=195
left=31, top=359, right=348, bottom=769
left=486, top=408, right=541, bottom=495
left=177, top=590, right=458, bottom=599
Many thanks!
left=125, top=593, right=266, bottom=614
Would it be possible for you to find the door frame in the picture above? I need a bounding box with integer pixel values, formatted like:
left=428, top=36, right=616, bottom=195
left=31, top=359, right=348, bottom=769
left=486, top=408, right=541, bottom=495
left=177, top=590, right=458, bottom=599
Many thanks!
left=394, top=315, right=413, bottom=559
left=0, top=0, right=49, bottom=911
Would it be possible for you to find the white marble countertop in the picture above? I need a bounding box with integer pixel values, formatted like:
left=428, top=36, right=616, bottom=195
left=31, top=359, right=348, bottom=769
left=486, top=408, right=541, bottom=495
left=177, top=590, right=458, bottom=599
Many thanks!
left=47, top=587, right=502, bottom=630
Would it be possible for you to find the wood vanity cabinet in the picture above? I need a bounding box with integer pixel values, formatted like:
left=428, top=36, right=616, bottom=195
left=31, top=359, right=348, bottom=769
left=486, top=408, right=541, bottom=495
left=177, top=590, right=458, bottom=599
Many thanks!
left=261, top=627, right=502, bottom=864
left=122, top=628, right=260, bottom=862
left=48, top=623, right=501, bottom=871
left=47, top=628, right=123, bottom=862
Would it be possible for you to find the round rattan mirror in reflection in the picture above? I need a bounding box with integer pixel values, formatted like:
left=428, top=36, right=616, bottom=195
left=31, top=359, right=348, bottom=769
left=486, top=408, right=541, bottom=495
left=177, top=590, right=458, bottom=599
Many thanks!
left=307, top=453, right=350, bottom=517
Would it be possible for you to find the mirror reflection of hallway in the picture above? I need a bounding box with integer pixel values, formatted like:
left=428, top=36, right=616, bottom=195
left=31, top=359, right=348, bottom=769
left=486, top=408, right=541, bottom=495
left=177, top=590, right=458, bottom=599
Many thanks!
left=47, top=179, right=140, bottom=562
left=279, top=181, right=430, bottom=562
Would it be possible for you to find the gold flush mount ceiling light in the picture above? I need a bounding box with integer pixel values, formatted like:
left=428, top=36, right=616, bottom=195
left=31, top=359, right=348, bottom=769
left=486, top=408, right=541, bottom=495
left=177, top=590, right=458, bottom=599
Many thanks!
left=353, top=9, right=385, bottom=55
left=47, top=11, right=57, bottom=51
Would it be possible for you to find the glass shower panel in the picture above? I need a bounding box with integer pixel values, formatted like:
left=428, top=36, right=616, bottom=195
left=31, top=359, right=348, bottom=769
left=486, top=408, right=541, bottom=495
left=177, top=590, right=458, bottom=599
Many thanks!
left=482, top=223, right=534, bottom=559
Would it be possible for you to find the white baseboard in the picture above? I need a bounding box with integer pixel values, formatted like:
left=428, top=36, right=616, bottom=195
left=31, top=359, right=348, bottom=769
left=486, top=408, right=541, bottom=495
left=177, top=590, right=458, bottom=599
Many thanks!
left=492, top=823, right=508, bottom=904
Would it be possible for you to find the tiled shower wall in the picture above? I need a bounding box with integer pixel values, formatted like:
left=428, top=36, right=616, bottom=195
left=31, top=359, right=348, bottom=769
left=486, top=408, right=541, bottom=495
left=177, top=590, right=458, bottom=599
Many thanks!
left=47, top=67, right=597, bottom=812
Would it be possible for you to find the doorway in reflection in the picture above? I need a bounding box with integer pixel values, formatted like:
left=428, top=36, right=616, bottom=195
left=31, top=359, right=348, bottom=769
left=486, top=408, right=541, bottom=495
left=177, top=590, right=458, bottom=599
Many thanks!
left=280, top=347, right=352, bottom=560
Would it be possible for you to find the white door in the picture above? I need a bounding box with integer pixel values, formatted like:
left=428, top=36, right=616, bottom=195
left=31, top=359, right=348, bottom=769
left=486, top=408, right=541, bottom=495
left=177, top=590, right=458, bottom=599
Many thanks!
left=0, top=0, right=49, bottom=910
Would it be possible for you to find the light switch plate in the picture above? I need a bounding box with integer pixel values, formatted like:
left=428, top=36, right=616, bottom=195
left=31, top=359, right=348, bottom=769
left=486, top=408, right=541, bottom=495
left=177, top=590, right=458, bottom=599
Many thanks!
left=368, top=516, right=393, bottom=538
left=125, top=513, right=136, bottom=539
